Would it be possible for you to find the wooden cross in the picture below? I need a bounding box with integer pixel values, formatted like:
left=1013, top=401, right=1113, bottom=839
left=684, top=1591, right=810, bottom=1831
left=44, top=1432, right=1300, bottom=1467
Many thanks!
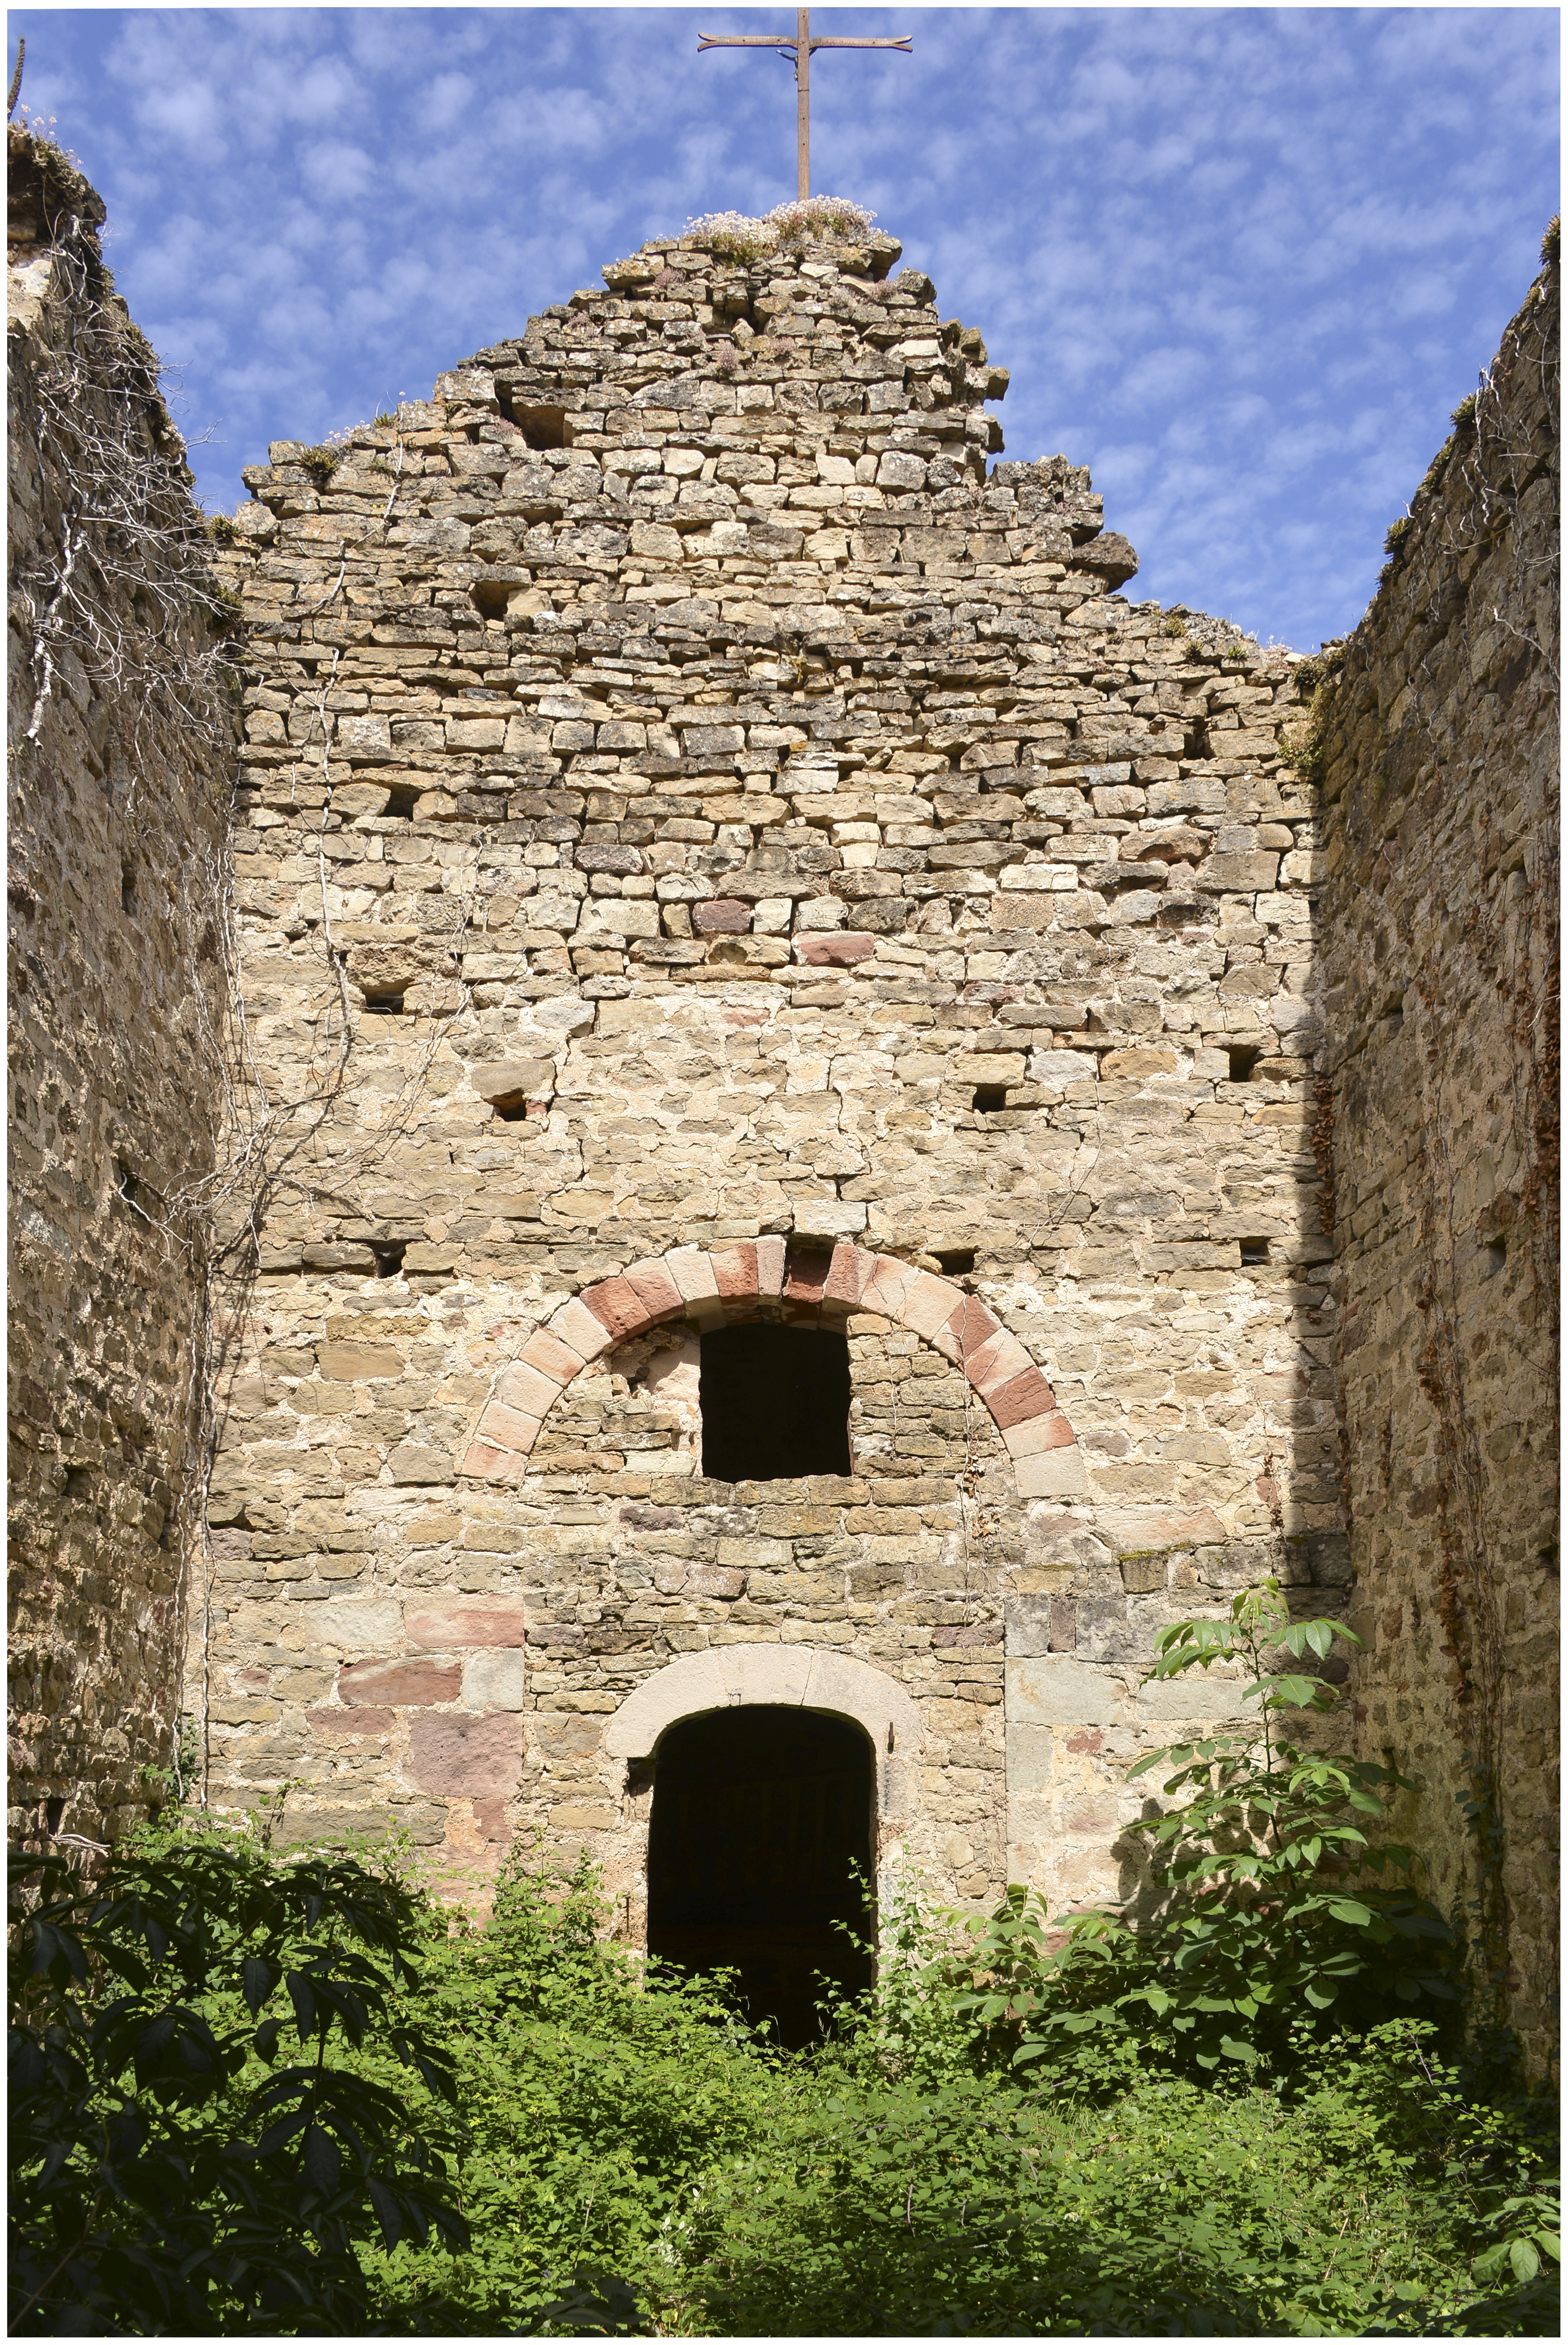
left=699, top=11, right=911, bottom=202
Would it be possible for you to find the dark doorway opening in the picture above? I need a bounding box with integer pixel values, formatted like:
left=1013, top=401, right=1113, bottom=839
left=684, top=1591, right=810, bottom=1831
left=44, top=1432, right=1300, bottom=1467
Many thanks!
left=647, top=1705, right=873, bottom=2047
left=699, top=1322, right=851, bottom=1482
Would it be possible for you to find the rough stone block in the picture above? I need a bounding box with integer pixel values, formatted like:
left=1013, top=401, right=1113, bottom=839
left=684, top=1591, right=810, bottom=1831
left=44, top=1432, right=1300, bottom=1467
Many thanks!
left=793, top=1200, right=868, bottom=1241
left=339, top=1659, right=461, bottom=1706
left=463, top=1651, right=529, bottom=1710
left=408, top=1711, right=524, bottom=1797
left=388, top=1445, right=456, bottom=1487
left=404, top=1601, right=529, bottom=1648
left=313, top=1599, right=405, bottom=1654
left=1013, top=1444, right=1089, bottom=1498
left=794, top=932, right=878, bottom=964
left=1007, top=1657, right=1123, bottom=1727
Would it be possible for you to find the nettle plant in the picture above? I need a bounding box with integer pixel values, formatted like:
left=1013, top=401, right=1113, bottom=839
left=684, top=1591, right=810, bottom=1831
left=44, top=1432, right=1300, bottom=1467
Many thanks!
left=954, top=1579, right=1457, bottom=2084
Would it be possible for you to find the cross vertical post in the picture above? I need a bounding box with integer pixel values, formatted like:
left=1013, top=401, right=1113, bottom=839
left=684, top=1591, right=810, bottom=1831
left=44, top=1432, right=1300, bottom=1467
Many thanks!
left=796, top=8, right=810, bottom=201
left=698, top=12, right=911, bottom=204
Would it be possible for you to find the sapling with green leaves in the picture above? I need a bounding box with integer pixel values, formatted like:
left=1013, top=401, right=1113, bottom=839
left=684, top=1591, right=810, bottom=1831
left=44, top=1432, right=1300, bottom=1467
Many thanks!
left=951, top=1578, right=1456, bottom=2083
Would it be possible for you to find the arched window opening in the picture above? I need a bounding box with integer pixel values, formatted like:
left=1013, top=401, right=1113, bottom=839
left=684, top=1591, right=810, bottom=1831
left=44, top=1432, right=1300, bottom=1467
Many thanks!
left=646, top=1705, right=873, bottom=2049
left=699, top=1321, right=851, bottom=1482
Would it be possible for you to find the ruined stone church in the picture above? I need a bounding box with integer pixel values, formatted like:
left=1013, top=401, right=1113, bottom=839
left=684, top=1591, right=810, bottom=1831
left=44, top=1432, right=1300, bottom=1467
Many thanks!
left=8, top=132, right=1559, bottom=2065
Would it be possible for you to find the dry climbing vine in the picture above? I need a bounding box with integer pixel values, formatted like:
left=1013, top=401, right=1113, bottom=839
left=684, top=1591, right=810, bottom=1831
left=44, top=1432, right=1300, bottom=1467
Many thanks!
left=11, top=126, right=482, bottom=1812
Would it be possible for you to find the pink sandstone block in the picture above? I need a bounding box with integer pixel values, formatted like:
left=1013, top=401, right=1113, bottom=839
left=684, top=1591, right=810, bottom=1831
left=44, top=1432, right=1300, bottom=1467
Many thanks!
left=824, top=1241, right=873, bottom=1308
left=784, top=1242, right=832, bottom=1303
left=408, top=1711, right=523, bottom=1798
left=521, top=1326, right=585, bottom=1385
left=965, top=1331, right=1035, bottom=1396
left=899, top=1271, right=961, bottom=1340
left=712, top=1243, right=758, bottom=1300
left=937, top=1295, right=1002, bottom=1366
left=494, top=1361, right=563, bottom=1419
left=623, top=1257, right=683, bottom=1322
left=755, top=1236, right=786, bottom=1295
left=549, top=1296, right=612, bottom=1363
left=475, top=1400, right=543, bottom=1453
left=583, top=1274, right=644, bottom=1341
left=339, top=1658, right=461, bottom=1706
left=861, top=1254, right=918, bottom=1321
left=666, top=1245, right=721, bottom=1304
left=405, top=1600, right=530, bottom=1649
left=793, top=932, right=877, bottom=965
left=463, top=1439, right=517, bottom=1481
left=692, top=897, right=750, bottom=933
left=999, top=1399, right=1075, bottom=1449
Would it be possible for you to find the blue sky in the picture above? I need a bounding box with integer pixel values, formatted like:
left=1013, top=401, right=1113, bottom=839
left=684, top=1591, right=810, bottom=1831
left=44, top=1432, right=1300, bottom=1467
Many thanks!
left=12, top=6, right=1559, bottom=648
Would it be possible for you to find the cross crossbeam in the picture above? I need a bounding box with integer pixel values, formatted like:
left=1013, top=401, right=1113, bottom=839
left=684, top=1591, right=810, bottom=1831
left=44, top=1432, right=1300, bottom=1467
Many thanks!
left=698, top=10, right=911, bottom=201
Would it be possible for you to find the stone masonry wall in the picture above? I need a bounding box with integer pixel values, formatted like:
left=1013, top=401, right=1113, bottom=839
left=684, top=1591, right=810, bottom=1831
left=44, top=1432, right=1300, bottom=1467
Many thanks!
left=200, top=214, right=1349, bottom=1928
left=1316, top=248, right=1559, bottom=2070
left=7, top=129, right=233, bottom=1845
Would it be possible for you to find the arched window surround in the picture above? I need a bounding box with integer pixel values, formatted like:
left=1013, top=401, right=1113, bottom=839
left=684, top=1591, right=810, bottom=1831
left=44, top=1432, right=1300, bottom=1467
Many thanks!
left=460, top=1237, right=1083, bottom=1500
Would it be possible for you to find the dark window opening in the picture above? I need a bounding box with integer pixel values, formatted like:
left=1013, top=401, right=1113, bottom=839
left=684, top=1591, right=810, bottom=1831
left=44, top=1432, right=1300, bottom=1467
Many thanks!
left=509, top=400, right=571, bottom=450
left=121, top=862, right=138, bottom=917
left=362, top=990, right=405, bottom=1017
left=1240, top=1237, right=1270, bottom=1266
left=699, top=1322, right=851, bottom=1483
left=936, top=1247, right=977, bottom=1276
left=973, top=1085, right=1008, bottom=1114
left=647, top=1705, right=873, bottom=2049
left=384, top=783, right=421, bottom=821
left=45, top=1797, right=65, bottom=1837
left=116, top=1161, right=147, bottom=1215
left=1484, top=1235, right=1507, bottom=1275
left=1227, top=1047, right=1262, bottom=1083
left=491, top=1095, right=529, bottom=1123
left=370, top=1241, right=407, bottom=1279
left=471, top=576, right=515, bottom=620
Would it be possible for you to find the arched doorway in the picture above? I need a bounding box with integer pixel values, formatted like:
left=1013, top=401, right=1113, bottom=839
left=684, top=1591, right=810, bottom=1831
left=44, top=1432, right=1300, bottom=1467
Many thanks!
left=646, top=1705, right=874, bottom=2048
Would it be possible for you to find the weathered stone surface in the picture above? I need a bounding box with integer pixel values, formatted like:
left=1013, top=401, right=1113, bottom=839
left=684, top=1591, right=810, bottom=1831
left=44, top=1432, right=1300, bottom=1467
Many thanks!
left=407, top=1712, right=524, bottom=1798
left=338, top=1660, right=462, bottom=1707
left=7, top=127, right=232, bottom=1847
left=1316, top=248, right=1559, bottom=2073
left=405, top=1602, right=530, bottom=1649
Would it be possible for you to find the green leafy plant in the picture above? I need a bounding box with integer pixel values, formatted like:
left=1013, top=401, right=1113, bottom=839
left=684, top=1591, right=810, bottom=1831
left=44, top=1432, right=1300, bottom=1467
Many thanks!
left=295, top=443, right=342, bottom=487
left=8, top=1828, right=468, bottom=2334
left=950, top=1579, right=1456, bottom=2084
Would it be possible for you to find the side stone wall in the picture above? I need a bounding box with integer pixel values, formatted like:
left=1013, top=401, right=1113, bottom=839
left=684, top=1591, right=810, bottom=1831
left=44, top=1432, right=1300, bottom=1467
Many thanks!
left=1316, top=248, right=1559, bottom=2070
left=6, top=129, right=233, bottom=1844
left=198, top=216, right=1348, bottom=1924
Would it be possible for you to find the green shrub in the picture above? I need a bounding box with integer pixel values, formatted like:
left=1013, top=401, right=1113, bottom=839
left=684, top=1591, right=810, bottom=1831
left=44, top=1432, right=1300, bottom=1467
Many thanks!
left=680, top=2023, right=1555, bottom=2336
left=942, top=1580, right=1456, bottom=2093
left=9, top=1616, right=1555, bottom=2336
left=8, top=1827, right=467, bottom=2334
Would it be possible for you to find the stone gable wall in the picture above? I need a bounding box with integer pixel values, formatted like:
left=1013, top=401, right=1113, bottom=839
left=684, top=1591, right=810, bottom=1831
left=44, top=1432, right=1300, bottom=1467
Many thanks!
left=200, top=220, right=1345, bottom=1918
left=1316, top=252, right=1560, bottom=2071
left=6, top=128, right=233, bottom=1845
